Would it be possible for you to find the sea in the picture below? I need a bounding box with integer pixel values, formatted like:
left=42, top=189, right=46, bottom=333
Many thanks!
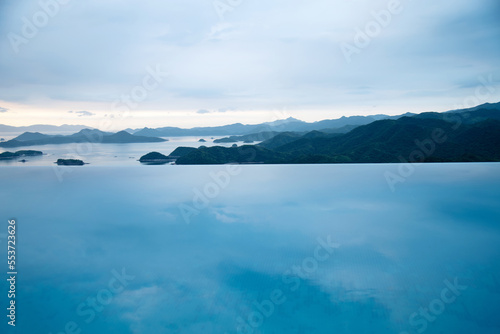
left=0, top=136, right=237, bottom=166
left=0, top=140, right=499, bottom=333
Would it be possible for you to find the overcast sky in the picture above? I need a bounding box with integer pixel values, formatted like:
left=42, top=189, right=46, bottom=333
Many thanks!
left=0, top=0, right=499, bottom=128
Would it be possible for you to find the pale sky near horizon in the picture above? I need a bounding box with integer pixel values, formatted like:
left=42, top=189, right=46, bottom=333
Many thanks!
left=0, top=0, right=499, bottom=129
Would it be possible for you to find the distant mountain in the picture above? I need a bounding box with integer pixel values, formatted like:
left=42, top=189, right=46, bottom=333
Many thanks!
left=257, top=130, right=344, bottom=150
left=69, top=128, right=113, bottom=139
left=131, top=114, right=407, bottom=137
left=213, top=131, right=281, bottom=143
left=133, top=127, right=166, bottom=137
left=319, top=124, right=360, bottom=134
left=0, top=124, right=91, bottom=133
left=0, top=129, right=166, bottom=148
left=258, top=114, right=412, bottom=133
left=269, top=117, right=500, bottom=163
left=415, top=107, right=500, bottom=124
left=134, top=123, right=253, bottom=137
left=3, top=102, right=497, bottom=139
left=263, top=117, right=303, bottom=126
left=101, top=131, right=165, bottom=143
left=175, top=106, right=500, bottom=164
left=132, top=103, right=500, bottom=138
left=447, top=102, right=500, bottom=113
left=213, top=124, right=359, bottom=144
left=13, top=132, right=55, bottom=142
left=258, top=132, right=304, bottom=150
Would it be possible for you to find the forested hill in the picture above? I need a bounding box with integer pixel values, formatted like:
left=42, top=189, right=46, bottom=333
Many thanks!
left=175, top=108, right=500, bottom=164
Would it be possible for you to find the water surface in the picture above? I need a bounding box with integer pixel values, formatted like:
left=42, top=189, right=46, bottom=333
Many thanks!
left=0, top=136, right=238, bottom=166
left=0, top=163, right=499, bottom=333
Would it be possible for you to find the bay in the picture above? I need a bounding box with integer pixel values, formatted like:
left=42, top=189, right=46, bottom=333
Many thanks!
left=0, top=136, right=236, bottom=166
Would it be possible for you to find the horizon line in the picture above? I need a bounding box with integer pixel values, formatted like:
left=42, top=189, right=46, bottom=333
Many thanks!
left=0, top=101, right=498, bottom=131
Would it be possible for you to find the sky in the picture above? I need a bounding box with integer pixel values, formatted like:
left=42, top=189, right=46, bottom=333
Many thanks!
left=0, top=0, right=499, bottom=129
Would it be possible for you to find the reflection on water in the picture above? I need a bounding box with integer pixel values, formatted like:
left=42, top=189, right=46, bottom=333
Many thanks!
left=0, top=163, right=499, bottom=333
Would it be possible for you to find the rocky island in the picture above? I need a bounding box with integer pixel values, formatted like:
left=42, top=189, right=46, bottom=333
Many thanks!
left=0, top=150, right=43, bottom=160
left=56, top=159, right=85, bottom=166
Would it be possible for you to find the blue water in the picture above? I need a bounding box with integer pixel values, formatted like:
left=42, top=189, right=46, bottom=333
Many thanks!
left=0, top=136, right=241, bottom=166
left=1, top=163, right=500, bottom=333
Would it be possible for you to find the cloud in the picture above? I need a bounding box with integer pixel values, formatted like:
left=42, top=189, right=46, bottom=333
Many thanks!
left=206, top=22, right=238, bottom=41
left=0, top=0, right=499, bottom=121
left=211, top=208, right=238, bottom=224
left=196, top=108, right=234, bottom=114
left=68, top=110, right=95, bottom=117
left=0, top=107, right=8, bottom=113
left=214, top=211, right=237, bottom=224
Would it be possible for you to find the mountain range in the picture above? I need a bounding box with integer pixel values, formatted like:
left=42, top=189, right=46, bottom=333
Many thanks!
left=173, top=103, right=500, bottom=164
left=124, top=103, right=499, bottom=137
left=0, top=113, right=399, bottom=139
left=128, top=113, right=413, bottom=137
left=2, top=102, right=500, bottom=163
left=3, top=102, right=498, bottom=139
left=0, top=129, right=166, bottom=148
left=0, top=123, right=90, bottom=133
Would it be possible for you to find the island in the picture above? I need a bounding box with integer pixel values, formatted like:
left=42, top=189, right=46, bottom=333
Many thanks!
left=0, top=150, right=43, bottom=160
left=139, top=152, right=173, bottom=165
left=139, top=147, right=198, bottom=165
left=56, top=159, right=85, bottom=166
left=198, top=139, right=206, bottom=142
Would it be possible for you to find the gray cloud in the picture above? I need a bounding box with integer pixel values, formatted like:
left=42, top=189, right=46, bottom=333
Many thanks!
left=0, top=0, right=498, bottom=119
left=0, top=107, right=8, bottom=113
left=68, top=110, right=95, bottom=117
left=196, top=108, right=234, bottom=114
